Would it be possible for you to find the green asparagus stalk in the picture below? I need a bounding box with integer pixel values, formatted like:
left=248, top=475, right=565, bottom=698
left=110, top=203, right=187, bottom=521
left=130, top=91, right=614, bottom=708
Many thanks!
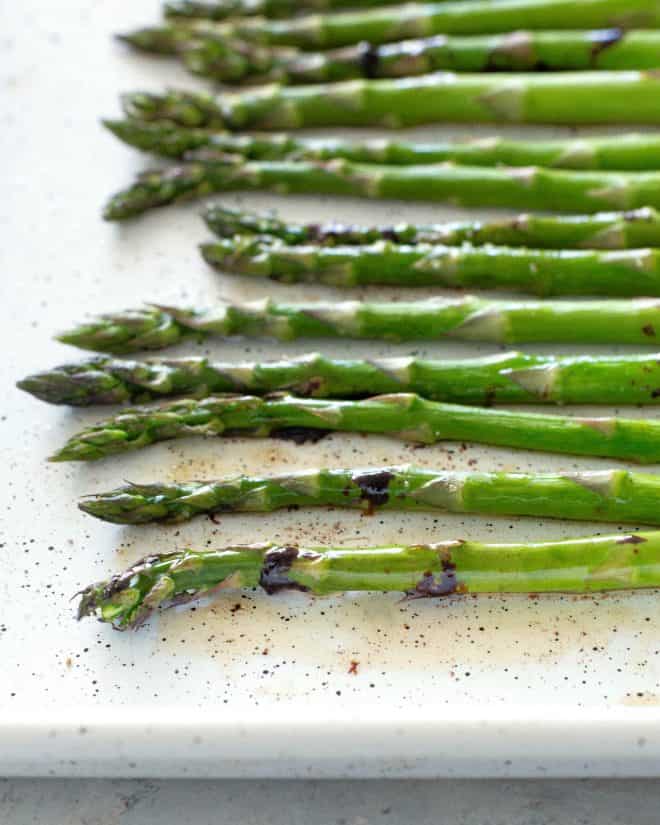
left=204, top=204, right=660, bottom=250
left=135, top=30, right=660, bottom=85
left=200, top=236, right=660, bottom=296
left=132, top=1, right=660, bottom=53
left=163, top=0, right=476, bottom=22
left=163, top=0, right=469, bottom=21
left=105, top=120, right=660, bottom=171
left=79, top=465, right=660, bottom=525
left=231, top=0, right=660, bottom=48
left=20, top=351, right=660, bottom=407
left=121, top=72, right=660, bottom=131
left=77, top=530, right=660, bottom=629
left=103, top=157, right=660, bottom=221
left=49, top=392, right=660, bottom=463
left=56, top=298, right=660, bottom=354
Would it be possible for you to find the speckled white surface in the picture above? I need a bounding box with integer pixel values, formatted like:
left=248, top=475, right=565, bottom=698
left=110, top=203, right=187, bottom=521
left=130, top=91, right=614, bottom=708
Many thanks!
left=3, top=0, right=660, bottom=779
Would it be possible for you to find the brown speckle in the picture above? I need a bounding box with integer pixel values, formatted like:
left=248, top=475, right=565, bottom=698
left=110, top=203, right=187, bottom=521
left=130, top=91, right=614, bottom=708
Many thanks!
left=643, top=324, right=656, bottom=337
left=348, top=660, right=359, bottom=675
left=618, top=534, right=647, bottom=545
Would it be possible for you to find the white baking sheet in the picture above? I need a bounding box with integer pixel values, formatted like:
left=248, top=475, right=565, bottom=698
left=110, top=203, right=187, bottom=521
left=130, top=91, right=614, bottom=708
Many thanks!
left=2, top=0, right=660, bottom=778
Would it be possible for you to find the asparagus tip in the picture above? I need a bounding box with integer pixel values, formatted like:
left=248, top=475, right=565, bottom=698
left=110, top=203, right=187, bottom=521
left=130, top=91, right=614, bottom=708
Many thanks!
left=199, top=241, right=226, bottom=267
left=102, top=202, right=124, bottom=222
left=78, top=497, right=118, bottom=521
left=101, top=117, right=123, bottom=136
left=16, top=374, right=69, bottom=405
left=120, top=91, right=152, bottom=120
left=15, top=377, right=35, bottom=396
left=48, top=451, right=68, bottom=463
left=55, top=329, right=84, bottom=347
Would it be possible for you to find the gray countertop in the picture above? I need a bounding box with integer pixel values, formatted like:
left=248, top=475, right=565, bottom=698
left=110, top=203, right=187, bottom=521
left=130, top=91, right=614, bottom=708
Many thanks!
left=3, top=778, right=660, bottom=824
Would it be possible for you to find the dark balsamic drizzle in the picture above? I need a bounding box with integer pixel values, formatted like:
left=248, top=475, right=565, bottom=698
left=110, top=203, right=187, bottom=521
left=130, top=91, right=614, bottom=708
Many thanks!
left=260, top=546, right=309, bottom=594
left=408, top=548, right=464, bottom=599
left=270, top=427, right=331, bottom=444
left=357, top=41, right=381, bottom=79
left=352, top=469, right=394, bottom=512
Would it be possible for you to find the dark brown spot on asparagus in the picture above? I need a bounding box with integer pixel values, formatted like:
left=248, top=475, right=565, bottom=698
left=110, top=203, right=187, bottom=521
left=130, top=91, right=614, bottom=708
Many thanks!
left=352, top=469, right=394, bottom=513
left=380, top=226, right=401, bottom=242
left=297, top=376, right=324, bottom=395
left=588, top=28, right=623, bottom=59
left=410, top=548, right=462, bottom=598
left=271, top=427, right=331, bottom=444
left=260, top=545, right=309, bottom=594
left=618, top=534, right=647, bottom=545
left=483, top=387, right=497, bottom=407
left=652, top=389, right=660, bottom=398
left=643, top=324, right=656, bottom=337
left=357, top=41, right=380, bottom=79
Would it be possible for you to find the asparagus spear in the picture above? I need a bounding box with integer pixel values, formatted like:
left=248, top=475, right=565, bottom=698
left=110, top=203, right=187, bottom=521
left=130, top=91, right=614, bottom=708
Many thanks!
left=201, top=236, right=660, bottom=296
left=121, top=72, right=660, bottom=131
left=167, top=0, right=252, bottom=19
left=80, top=465, right=660, bottom=525
left=131, top=1, right=660, bottom=53
left=103, top=157, right=660, bottom=220
left=204, top=204, right=660, bottom=250
left=164, top=0, right=421, bottom=21
left=231, top=1, right=660, bottom=47
left=20, top=351, right=660, bottom=407
left=77, top=531, right=660, bottom=629
left=57, top=298, right=660, bottom=354
left=106, top=120, right=660, bottom=171
left=134, top=30, right=660, bottom=85
left=50, top=393, right=660, bottom=463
